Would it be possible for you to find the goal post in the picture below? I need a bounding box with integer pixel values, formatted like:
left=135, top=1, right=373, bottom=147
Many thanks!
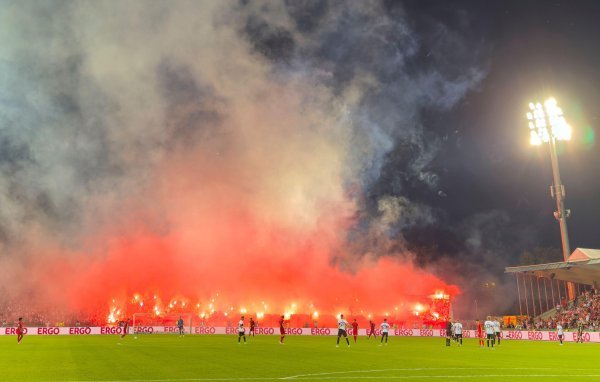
left=132, top=312, right=193, bottom=335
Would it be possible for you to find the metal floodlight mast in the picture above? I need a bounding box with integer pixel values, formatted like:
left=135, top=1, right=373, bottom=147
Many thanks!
left=526, top=98, right=574, bottom=299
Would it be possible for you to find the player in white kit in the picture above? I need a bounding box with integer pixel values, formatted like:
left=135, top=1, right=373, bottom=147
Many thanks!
left=454, top=320, right=463, bottom=346
left=492, top=318, right=501, bottom=346
left=379, top=318, right=390, bottom=346
left=557, top=323, right=564, bottom=345
left=336, top=314, right=350, bottom=348
left=484, top=316, right=495, bottom=349
left=237, top=316, right=246, bottom=344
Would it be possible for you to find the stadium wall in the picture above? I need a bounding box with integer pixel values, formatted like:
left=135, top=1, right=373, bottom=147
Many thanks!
left=1, top=327, right=599, bottom=342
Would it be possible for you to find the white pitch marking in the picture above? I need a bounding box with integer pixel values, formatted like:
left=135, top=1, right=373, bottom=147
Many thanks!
left=282, top=367, right=600, bottom=379
left=71, top=375, right=600, bottom=382
left=288, top=376, right=600, bottom=380
left=73, top=378, right=283, bottom=382
left=71, top=369, right=600, bottom=382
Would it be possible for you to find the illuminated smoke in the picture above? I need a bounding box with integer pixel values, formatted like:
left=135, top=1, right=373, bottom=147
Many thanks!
left=0, top=1, right=483, bottom=322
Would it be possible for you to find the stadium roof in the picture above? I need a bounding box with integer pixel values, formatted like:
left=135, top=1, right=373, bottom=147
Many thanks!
left=505, top=248, right=600, bottom=286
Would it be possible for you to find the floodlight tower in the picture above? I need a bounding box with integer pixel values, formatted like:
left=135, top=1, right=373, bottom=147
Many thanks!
left=527, top=98, right=574, bottom=299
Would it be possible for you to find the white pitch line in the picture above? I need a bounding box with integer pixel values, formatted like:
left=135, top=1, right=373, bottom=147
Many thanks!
left=288, top=376, right=600, bottom=380
left=70, top=375, right=600, bottom=382
left=70, top=368, right=600, bottom=382
left=281, top=367, right=600, bottom=379
left=282, top=368, right=435, bottom=379
left=72, top=378, right=283, bottom=382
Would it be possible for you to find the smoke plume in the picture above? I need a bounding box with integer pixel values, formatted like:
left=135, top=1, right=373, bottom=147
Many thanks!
left=0, top=0, right=485, bottom=323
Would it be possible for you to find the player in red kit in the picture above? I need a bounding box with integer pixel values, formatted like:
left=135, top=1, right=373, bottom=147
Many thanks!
left=476, top=319, right=484, bottom=347
left=121, top=318, right=130, bottom=339
left=279, top=315, right=286, bottom=344
left=351, top=319, right=359, bottom=343
left=16, top=317, right=24, bottom=344
left=368, top=320, right=376, bottom=339
left=249, top=317, right=256, bottom=337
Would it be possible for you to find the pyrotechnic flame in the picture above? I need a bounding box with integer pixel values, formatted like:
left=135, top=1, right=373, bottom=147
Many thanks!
left=103, top=287, right=454, bottom=327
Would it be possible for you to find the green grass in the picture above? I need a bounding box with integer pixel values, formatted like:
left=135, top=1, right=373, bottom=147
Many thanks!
left=1, top=335, right=600, bottom=381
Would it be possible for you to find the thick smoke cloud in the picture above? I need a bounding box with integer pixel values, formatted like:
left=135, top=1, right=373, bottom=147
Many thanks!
left=0, top=0, right=487, bottom=321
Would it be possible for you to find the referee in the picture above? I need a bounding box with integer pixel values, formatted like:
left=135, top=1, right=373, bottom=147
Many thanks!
left=445, top=320, right=452, bottom=346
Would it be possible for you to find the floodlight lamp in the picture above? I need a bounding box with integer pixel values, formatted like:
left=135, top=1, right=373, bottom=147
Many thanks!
left=553, top=120, right=571, bottom=141
left=535, top=118, right=546, bottom=129
left=527, top=98, right=572, bottom=143
left=544, top=97, right=557, bottom=109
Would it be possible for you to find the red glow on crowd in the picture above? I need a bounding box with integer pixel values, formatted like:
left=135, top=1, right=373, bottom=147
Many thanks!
left=108, top=289, right=453, bottom=329
left=0, top=206, right=459, bottom=328
left=60, top=221, right=459, bottom=327
left=0, top=140, right=459, bottom=328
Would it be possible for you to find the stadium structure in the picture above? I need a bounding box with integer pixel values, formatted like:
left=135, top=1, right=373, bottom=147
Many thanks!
left=505, top=247, right=600, bottom=321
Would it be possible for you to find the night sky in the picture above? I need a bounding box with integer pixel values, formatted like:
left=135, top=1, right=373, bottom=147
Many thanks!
left=414, top=0, right=600, bottom=248
left=398, top=1, right=600, bottom=262
left=0, top=0, right=599, bottom=318
left=381, top=0, right=600, bottom=310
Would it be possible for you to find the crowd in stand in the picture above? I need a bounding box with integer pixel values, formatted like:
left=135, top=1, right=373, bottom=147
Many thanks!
left=4, top=289, right=600, bottom=330
left=0, top=300, right=106, bottom=327
left=525, top=288, right=600, bottom=331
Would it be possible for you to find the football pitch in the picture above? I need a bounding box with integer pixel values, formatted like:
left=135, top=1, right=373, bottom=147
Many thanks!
left=1, top=335, right=600, bottom=381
